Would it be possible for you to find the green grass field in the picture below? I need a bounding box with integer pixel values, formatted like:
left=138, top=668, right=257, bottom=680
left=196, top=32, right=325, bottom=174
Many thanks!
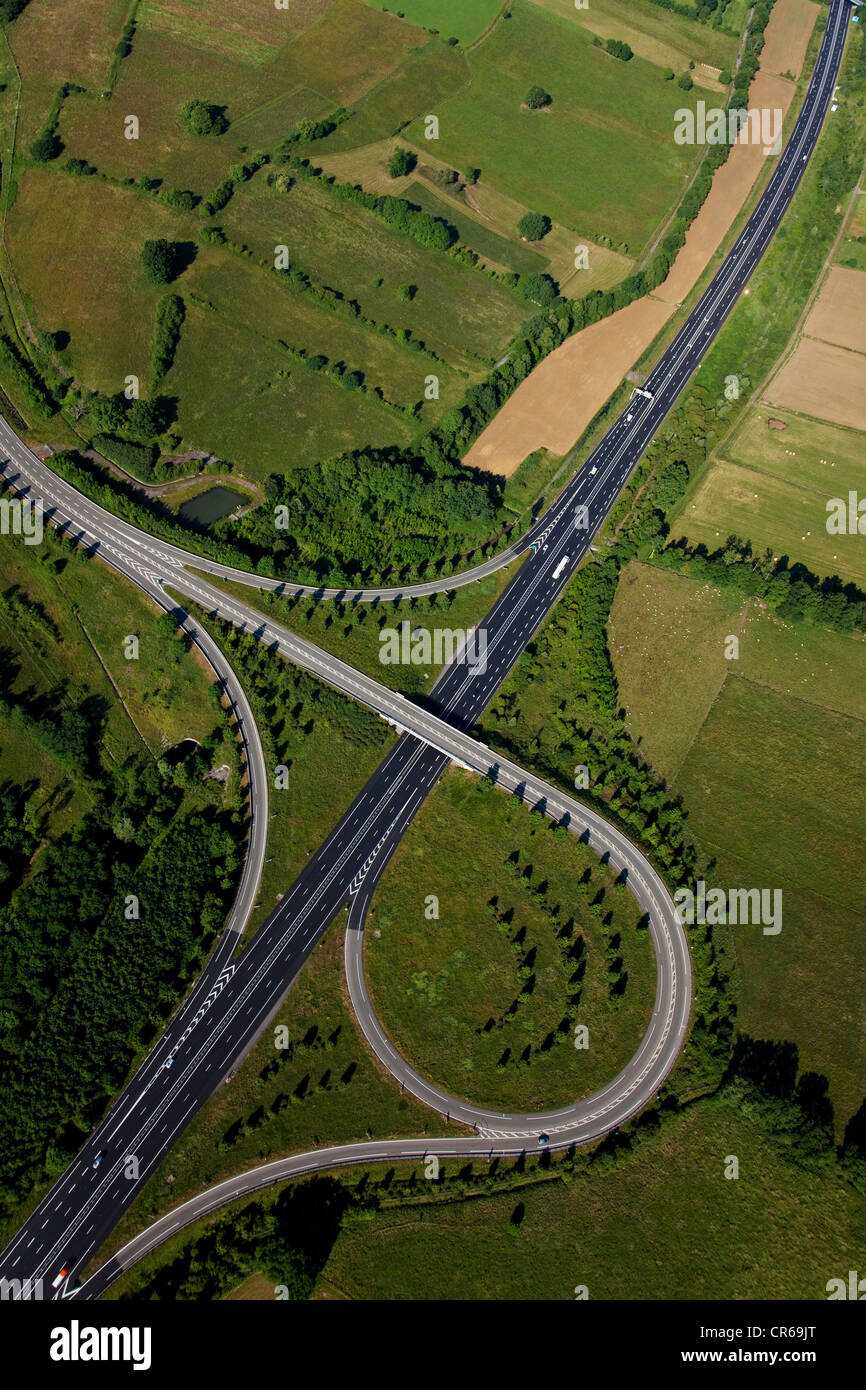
left=222, top=176, right=525, bottom=369
left=608, top=562, right=745, bottom=779
left=403, top=180, right=546, bottom=274
left=0, top=526, right=235, bottom=763
left=186, top=247, right=466, bottom=411
left=673, top=458, right=866, bottom=588
left=315, top=1096, right=864, bottom=1299
left=0, top=519, right=240, bottom=850
left=535, top=0, right=738, bottom=75
left=168, top=302, right=417, bottom=479
left=366, top=768, right=655, bottom=1111
left=609, top=561, right=866, bottom=1130
left=401, top=0, right=706, bottom=254
left=724, top=405, right=866, bottom=503
left=362, top=0, right=503, bottom=44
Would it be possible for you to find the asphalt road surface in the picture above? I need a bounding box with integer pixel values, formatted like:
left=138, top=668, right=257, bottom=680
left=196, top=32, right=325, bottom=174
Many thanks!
left=0, top=0, right=852, bottom=1301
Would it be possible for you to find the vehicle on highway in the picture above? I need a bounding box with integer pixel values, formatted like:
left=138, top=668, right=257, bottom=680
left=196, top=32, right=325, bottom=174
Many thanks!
left=91, top=1151, right=106, bottom=1170
left=538, top=1133, right=550, bottom=1146
left=552, top=555, right=570, bottom=580
left=51, top=1264, right=71, bottom=1289
left=164, top=1057, right=174, bottom=1069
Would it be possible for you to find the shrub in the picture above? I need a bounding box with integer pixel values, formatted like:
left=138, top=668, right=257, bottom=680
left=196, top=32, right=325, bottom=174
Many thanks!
left=605, top=39, right=633, bottom=61
left=677, top=73, right=694, bottom=91
left=517, top=210, right=551, bottom=241
left=30, top=132, right=60, bottom=162
left=525, top=86, right=551, bottom=109
left=162, top=187, right=199, bottom=210
left=180, top=99, right=228, bottom=136
left=387, top=146, right=417, bottom=178
left=91, top=434, right=158, bottom=481
left=517, top=271, right=557, bottom=306
left=63, top=157, right=96, bottom=176
left=151, top=294, right=185, bottom=381
left=141, top=238, right=179, bottom=285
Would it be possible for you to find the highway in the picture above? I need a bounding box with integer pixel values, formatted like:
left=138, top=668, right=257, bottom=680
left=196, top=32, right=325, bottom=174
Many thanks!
left=0, top=0, right=852, bottom=1301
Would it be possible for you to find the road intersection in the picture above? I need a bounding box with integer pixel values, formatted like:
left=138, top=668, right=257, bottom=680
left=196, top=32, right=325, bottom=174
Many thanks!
left=0, top=0, right=853, bottom=1300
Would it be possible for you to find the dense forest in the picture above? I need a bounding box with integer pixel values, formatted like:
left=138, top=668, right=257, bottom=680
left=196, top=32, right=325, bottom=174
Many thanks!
left=0, top=664, right=240, bottom=1215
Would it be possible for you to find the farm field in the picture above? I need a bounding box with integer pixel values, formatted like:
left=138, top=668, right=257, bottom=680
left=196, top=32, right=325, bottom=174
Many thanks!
left=221, top=176, right=525, bottom=369
left=676, top=678, right=866, bottom=1132
left=763, top=338, right=866, bottom=435
left=5, top=168, right=188, bottom=395
left=365, top=768, right=656, bottom=1112
left=0, top=0, right=757, bottom=531
left=316, top=1098, right=865, bottom=1299
left=654, top=71, right=798, bottom=307
left=52, top=0, right=427, bottom=186
left=725, top=404, right=866, bottom=500
left=465, top=294, right=675, bottom=475
left=607, top=563, right=744, bottom=779
left=400, top=0, right=707, bottom=255
left=609, top=560, right=866, bottom=1129
left=801, top=265, right=866, bottom=356
left=465, top=0, right=812, bottom=472
left=168, top=304, right=417, bottom=480
left=531, top=0, right=739, bottom=73
left=314, top=138, right=635, bottom=289
left=672, top=457, right=866, bottom=588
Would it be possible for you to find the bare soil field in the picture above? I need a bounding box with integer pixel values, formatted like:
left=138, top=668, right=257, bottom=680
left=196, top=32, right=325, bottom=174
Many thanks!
left=463, top=296, right=674, bottom=475
left=803, top=265, right=866, bottom=356
left=464, top=0, right=814, bottom=473
left=764, top=339, right=866, bottom=433
left=758, top=0, right=820, bottom=80
left=656, top=72, right=797, bottom=306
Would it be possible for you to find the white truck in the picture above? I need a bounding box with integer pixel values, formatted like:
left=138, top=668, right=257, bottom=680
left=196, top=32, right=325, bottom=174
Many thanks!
left=552, top=555, right=570, bottom=580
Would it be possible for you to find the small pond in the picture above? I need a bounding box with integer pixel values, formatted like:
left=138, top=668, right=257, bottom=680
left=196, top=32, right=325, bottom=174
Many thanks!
left=178, top=485, right=249, bottom=528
